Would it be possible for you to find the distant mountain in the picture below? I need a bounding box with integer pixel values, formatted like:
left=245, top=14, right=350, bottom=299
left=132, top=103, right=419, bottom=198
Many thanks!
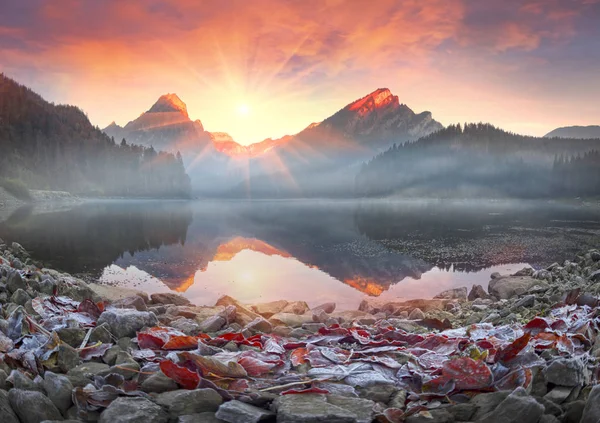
left=211, top=132, right=289, bottom=157
left=356, top=123, right=600, bottom=198
left=545, top=125, right=600, bottom=139
left=0, top=74, right=191, bottom=198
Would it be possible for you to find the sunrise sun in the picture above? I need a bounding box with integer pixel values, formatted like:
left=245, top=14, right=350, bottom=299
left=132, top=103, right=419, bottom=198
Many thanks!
left=237, top=104, right=250, bottom=116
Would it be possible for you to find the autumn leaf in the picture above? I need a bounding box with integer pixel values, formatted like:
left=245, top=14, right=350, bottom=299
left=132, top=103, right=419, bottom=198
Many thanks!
left=495, top=333, right=531, bottom=363
left=159, top=360, right=200, bottom=390
left=441, top=357, right=493, bottom=390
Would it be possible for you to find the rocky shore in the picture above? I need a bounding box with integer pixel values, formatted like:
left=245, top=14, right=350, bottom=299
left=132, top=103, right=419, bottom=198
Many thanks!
left=1, top=238, right=600, bottom=422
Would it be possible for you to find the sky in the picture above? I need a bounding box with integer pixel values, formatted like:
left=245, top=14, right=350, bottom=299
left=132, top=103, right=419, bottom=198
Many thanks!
left=1, top=0, right=599, bottom=145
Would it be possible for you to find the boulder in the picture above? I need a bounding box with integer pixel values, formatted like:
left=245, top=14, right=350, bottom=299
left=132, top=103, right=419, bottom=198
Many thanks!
left=273, top=394, right=356, bottom=423
left=155, top=389, right=223, bottom=417
left=251, top=300, right=289, bottom=318
left=99, top=397, right=168, bottom=423
left=476, top=388, right=544, bottom=423
left=0, top=390, right=19, bottom=423
left=244, top=317, right=273, bottom=334
left=97, top=308, right=158, bottom=338
left=8, top=389, right=63, bottom=423
left=434, top=286, right=467, bottom=300
left=488, top=276, right=547, bottom=300
left=215, top=400, right=274, bottom=423
left=326, top=395, right=375, bottom=423
left=270, top=312, right=313, bottom=328
left=215, top=296, right=261, bottom=326
left=468, top=284, right=490, bottom=301
left=6, top=270, right=26, bottom=294
left=178, top=413, right=225, bottom=423
left=281, top=301, right=310, bottom=315
left=408, top=308, right=425, bottom=320
left=112, top=295, right=147, bottom=311
left=151, top=293, right=191, bottom=306
left=198, top=315, right=227, bottom=333
left=43, top=371, right=73, bottom=414
left=140, top=371, right=178, bottom=393
left=543, top=358, right=584, bottom=387
left=312, top=302, right=336, bottom=314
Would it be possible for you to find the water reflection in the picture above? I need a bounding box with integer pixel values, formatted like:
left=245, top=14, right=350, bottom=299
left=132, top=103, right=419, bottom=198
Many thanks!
left=1, top=199, right=599, bottom=308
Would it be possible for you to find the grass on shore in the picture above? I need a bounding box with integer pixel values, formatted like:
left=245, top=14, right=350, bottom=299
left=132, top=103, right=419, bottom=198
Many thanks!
left=0, top=178, right=33, bottom=201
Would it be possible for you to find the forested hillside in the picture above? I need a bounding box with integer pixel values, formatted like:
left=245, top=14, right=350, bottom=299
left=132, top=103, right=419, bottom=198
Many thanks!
left=0, top=74, right=191, bottom=198
left=356, top=123, right=600, bottom=198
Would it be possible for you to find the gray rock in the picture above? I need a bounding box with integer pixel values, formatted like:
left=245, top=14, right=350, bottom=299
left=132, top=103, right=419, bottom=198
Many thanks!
left=408, top=308, right=425, bottom=320
left=6, top=270, right=25, bottom=294
left=544, top=358, right=584, bottom=387
left=356, top=384, right=397, bottom=404
left=543, top=386, right=574, bottom=404
left=57, top=327, right=87, bottom=348
left=244, top=317, right=273, bottom=334
left=140, top=371, right=178, bottom=393
left=388, top=390, right=407, bottom=409
left=0, top=389, right=19, bottom=423
left=155, top=389, right=223, bottom=417
left=10, top=288, right=30, bottom=306
left=7, top=370, right=42, bottom=392
left=8, top=389, right=63, bottom=423
left=97, top=308, right=158, bottom=338
left=513, top=294, right=535, bottom=308
left=312, top=302, right=336, bottom=313
left=539, top=415, right=560, bottom=423
left=215, top=400, right=274, bottom=423
left=43, top=371, right=73, bottom=414
left=90, top=322, right=113, bottom=344
left=406, top=409, right=454, bottom=423
left=67, top=362, right=110, bottom=378
left=151, top=292, right=191, bottom=306
left=434, top=286, right=467, bottom=300
left=170, top=318, right=201, bottom=335
left=476, top=387, right=544, bottom=423
left=99, top=397, right=168, bottom=423
left=470, top=391, right=511, bottom=420
left=564, top=400, right=586, bottom=423
left=580, top=384, right=600, bottom=423
left=326, top=395, right=375, bottom=423
left=57, top=343, right=81, bottom=372
left=488, top=276, right=546, bottom=299
left=178, top=413, right=225, bottom=422
left=112, top=295, right=147, bottom=311
left=273, top=394, right=356, bottom=422
left=0, top=370, right=7, bottom=390
left=447, top=403, right=476, bottom=421
left=198, top=315, right=227, bottom=332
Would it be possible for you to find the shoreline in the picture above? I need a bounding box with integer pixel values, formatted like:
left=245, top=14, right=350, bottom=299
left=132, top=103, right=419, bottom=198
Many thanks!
left=1, top=239, right=600, bottom=422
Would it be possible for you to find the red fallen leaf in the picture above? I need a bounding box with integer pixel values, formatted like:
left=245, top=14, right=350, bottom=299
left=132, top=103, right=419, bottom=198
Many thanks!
left=550, top=319, right=568, bottom=332
left=264, top=337, right=285, bottom=355
left=564, top=288, right=581, bottom=305
left=179, top=352, right=248, bottom=378
left=290, top=348, right=309, bottom=366
left=377, top=408, right=405, bottom=423
left=441, top=357, right=493, bottom=390
left=476, top=340, right=495, bottom=350
left=79, top=342, right=112, bottom=361
left=523, top=317, right=550, bottom=335
left=282, top=387, right=330, bottom=395
left=238, top=356, right=283, bottom=377
left=318, top=325, right=350, bottom=336
left=557, top=334, right=574, bottom=354
left=283, top=341, right=307, bottom=350
left=380, top=329, right=424, bottom=344
left=228, top=379, right=249, bottom=392
left=159, top=360, right=200, bottom=390
left=78, top=299, right=103, bottom=318
left=349, top=328, right=372, bottom=344
left=163, top=335, right=199, bottom=350
left=138, top=332, right=168, bottom=349
left=495, top=333, right=531, bottom=363
left=494, top=367, right=532, bottom=390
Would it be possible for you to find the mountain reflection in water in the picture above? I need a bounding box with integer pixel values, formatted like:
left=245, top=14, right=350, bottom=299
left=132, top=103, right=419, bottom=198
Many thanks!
left=1, top=199, right=599, bottom=309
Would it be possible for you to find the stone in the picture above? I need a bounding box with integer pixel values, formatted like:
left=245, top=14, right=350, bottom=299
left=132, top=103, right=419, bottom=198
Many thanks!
left=447, top=403, right=477, bottom=421
left=564, top=400, right=586, bottom=423
left=539, top=415, right=560, bottom=423
left=8, top=389, right=63, bottom=423
left=408, top=308, right=425, bottom=320
left=178, top=413, right=225, bottom=423
left=7, top=370, right=41, bottom=391
left=580, top=384, right=600, bottom=423
left=67, top=362, right=111, bottom=379
left=198, top=315, right=227, bottom=332
left=101, top=362, right=140, bottom=380
left=215, top=296, right=261, bottom=326
left=543, top=386, right=574, bottom=404
left=170, top=318, right=201, bottom=335
left=388, top=390, right=407, bottom=409
left=469, top=391, right=511, bottom=420
left=434, top=286, right=467, bottom=300
left=273, top=394, right=356, bottom=423
left=281, top=301, right=310, bottom=315
left=244, top=317, right=273, bottom=334
left=43, top=371, right=73, bottom=414
left=406, top=409, right=454, bottom=423
left=57, top=327, right=87, bottom=348
left=97, top=308, right=158, bottom=338
left=151, top=292, right=191, bottom=306
left=99, top=397, right=168, bottom=423
left=155, top=389, right=223, bottom=417
left=476, top=387, right=544, bottom=423
left=312, top=302, right=336, bottom=314
left=90, top=322, right=113, bottom=344
left=356, top=384, right=397, bottom=404
left=57, top=343, right=81, bottom=372
left=215, top=400, right=274, bottom=423
left=326, top=395, right=375, bottom=423
left=251, top=300, right=289, bottom=318
left=312, top=309, right=329, bottom=323
left=513, top=294, right=535, bottom=308
left=6, top=270, right=26, bottom=293
left=140, top=371, right=178, bottom=393
left=488, top=276, right=547, bottom=300
left=112, top=295, right=147, bottom=311
left=0, top=390, right=19, bottom=423
left=0, top=370, right=7, bottom=390
left=10, top=288, right=30, bottom=306
left=269, top=312, right=313, bottom=328
left=543, top=358, right=584, bottom=387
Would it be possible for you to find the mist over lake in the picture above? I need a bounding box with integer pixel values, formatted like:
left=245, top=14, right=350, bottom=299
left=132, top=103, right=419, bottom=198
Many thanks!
left=2, top=199, right=598, bottom=309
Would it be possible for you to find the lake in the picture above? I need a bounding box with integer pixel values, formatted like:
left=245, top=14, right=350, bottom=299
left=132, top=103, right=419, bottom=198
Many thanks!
left=1, top=199, right=599, bottom=310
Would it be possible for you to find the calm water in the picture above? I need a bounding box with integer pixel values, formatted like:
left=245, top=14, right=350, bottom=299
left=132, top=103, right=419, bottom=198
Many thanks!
left=1, top=199, right=600, bottom=309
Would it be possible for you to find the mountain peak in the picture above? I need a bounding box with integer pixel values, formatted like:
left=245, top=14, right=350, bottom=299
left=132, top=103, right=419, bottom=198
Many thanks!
left=148, top=93, right=188, bottom=117
left=347, top=88, right=397, bottom=112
